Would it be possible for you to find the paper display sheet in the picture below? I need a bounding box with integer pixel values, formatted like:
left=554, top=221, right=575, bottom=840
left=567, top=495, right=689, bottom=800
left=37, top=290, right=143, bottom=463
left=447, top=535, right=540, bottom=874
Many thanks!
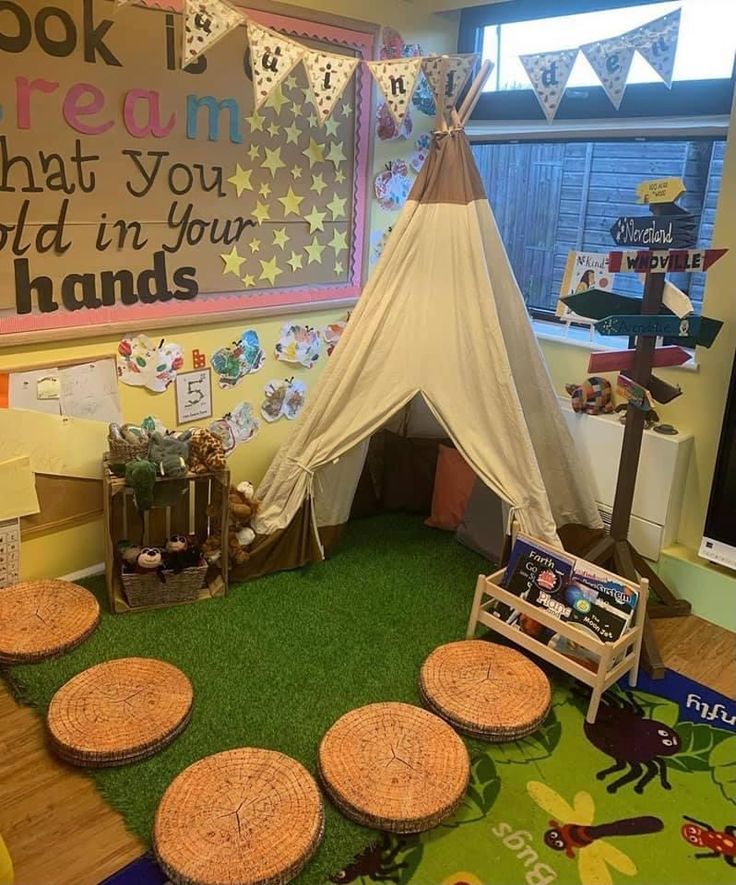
left=59, top=359, right=122, bottom=424
left=0, top=0, right=372, bottom=341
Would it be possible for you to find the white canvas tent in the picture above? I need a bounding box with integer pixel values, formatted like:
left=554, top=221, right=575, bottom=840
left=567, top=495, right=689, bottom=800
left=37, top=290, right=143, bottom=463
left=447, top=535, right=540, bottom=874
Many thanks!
left=241, top=92, right=603, bottom=579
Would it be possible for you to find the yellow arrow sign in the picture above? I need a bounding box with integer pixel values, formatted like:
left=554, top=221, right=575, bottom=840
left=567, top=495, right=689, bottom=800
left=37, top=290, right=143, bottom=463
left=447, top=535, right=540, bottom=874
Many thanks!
left=636, top=177, right=686, bottom=205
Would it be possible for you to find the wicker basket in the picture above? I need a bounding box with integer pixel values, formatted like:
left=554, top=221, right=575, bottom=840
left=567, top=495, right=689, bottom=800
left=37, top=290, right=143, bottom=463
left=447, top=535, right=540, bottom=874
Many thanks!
left=108, top=436, right=149, bottom=465
left=121, top=562, right=207, bottom=609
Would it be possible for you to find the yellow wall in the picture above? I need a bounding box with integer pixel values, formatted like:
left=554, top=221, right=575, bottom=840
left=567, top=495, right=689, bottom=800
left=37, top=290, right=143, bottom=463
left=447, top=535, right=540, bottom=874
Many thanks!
left=539, top=96, right=736, bottom=554
left=0, top=2, right=459, bottom=579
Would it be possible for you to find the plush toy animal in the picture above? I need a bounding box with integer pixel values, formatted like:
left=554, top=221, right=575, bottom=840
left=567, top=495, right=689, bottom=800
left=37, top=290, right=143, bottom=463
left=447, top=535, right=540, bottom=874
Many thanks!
left=205, top=482, right=260, bottom=565
left=136, top=547, right=166, bottom=582
left=615, top=403, right=660, bottom=429
left=164, top=534, right=201, bottom=572
left=125, top=458, right=158, bottom=513
left=189, top=428, right=227, bottom=474
left=148, top=432, right=192, bottom=477
left=565, top=377, right=614, bottom=415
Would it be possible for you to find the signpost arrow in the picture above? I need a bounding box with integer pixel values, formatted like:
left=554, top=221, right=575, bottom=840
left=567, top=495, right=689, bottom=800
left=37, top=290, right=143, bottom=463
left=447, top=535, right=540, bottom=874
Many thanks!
left=608, top=249, right=728, bottom=274
left=610, top=214, right=697, bottom=250
left=648, top=375, right=682, bottom=405
left=595, top=314, right=723, bottom=348
left=562, top=289, right=667, bottom=321
left=636, top=177, right=686, bottom=205
left=588, top=346, right=691, bottom=374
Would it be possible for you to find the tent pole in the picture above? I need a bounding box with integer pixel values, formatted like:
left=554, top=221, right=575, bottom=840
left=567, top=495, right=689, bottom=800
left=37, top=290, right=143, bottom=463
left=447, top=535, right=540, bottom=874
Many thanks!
left=459, top=60, right=494, bottom=125
left=435, top=56, right=450, bottom=132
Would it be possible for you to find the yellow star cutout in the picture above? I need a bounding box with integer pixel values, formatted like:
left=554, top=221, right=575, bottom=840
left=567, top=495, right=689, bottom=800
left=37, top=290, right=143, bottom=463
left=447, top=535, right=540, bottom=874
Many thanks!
left=291, top=165, right=303, bottom=180
left=248, top=237, right=261, bottom=254
left=341, top=101, right=353, bottom=117
left=334, top=260, right=344, bottom=275
left=278, top=187, right=304, bottom=217
left=291, top=102, right=303, bottom=117
left=304, top=236, right=326, bottom=265
left=287, top=251, right=303, bottom=272
left=227, top=164, right=253, bottom=197
left=327, top=141, right=347, bottom=169
left=273, top=227, right=290, bottom=249
left=259, top=256, right=283, bottom=286
left=267, top=121, right=280, bottom=139
left=329, top=229, right=348, bottom=255
left=324, top=117, right=340, bottom=137
left=242, top=273, right=256, bottom=288
left=261, top=147, right=286, bottom=178
left=267, top=84, right=289, bottom=115
left=221, top=246, right=245, bottom=277
left=259, top=182, right=272, bottom=198
left=311, top=173, right=327, bottom=196
left=246, top=110, right=265, bottom=132
left=248, top=144, right=260, bottom=161
left=285, top=122, right=300, bottom=145
left=335, top=168, right=346, bottom=185
left=252, top=202, right=271, bottom=225
left=327, top=193, right=347, bottom=219
left=307, top=112, right=318, bottom=128
left=302, top=137, right=325, bottom=168
left=285, top=75, right=298, bottom=90
left=305, top=206, right=327, bottom=233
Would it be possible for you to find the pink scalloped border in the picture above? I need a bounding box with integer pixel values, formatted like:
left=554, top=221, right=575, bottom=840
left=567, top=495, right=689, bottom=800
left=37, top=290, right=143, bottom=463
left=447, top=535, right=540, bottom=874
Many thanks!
left=4, top=4, right=374, bottom=337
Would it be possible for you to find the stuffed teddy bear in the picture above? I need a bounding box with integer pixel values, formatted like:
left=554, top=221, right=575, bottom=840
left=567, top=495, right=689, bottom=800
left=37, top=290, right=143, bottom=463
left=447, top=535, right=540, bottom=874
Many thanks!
left=205, top=482, right=259, bottom=566
left=148, top=431, right=192, bottom=477
left=189, top=428, right=227, bottom=474
left=565, top=377, right=614, bottom=415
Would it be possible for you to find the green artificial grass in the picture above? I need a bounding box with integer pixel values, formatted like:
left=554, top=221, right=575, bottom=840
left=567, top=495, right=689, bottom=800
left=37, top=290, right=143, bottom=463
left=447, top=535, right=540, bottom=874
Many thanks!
left=3, top=514, right=487, bottom=883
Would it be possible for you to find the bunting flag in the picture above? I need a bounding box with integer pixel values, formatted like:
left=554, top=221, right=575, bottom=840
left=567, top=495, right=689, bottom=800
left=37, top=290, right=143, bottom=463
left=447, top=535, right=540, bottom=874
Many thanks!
left=115, top=0, right=135, bottom=6
left=304, top=50, right=360, bottom=124
left=519, top=49, right=578, bottom=122
left=182, top=0, right=243, bottom=69
left=247, top=19, right=307, bottom=110
left=367, top=57, right=423, bottom=128
left=580, top=36, right=636, bottom=109
left=422, top=54, right=480, bottom=117
left=628, top=9, right=681, bottom=87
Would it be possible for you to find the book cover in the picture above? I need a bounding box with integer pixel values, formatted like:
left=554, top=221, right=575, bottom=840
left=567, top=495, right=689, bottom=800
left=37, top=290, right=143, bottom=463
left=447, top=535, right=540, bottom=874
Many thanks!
left=571, top=562, right=639, bottom=618
left=556, top=251, right=616, bottom=319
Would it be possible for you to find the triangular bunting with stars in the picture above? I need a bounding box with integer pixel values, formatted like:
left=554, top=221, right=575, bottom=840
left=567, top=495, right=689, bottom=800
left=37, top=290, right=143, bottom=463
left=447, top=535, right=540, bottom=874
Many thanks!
left=422, top=54, right=480, bottom=116
left=519, top=49, right=578, bottom=121
left=367, top=57, right=423, bottom=128
left=304, top=50, right=360, bottom=124
left=628, top=9, right=681, bottom=88
left=182, top=0, right=243, bottom=69
left=247, top=19, right=307, bottom=110
left=581, top=36, right=636, bottom=110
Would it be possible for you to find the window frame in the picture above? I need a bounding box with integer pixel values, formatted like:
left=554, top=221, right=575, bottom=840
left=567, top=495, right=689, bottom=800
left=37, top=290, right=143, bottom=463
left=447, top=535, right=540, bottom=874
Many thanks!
left=468, top=132, right=727, bottom=323
left=459, top=0, right=736, bottom=122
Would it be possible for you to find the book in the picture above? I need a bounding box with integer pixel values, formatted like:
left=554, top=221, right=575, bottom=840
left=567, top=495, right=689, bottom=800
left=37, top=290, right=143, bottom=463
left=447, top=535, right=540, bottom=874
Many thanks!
left=556, top=251, right=616, bottom=320
left=496, top=535, right=636, bottom=644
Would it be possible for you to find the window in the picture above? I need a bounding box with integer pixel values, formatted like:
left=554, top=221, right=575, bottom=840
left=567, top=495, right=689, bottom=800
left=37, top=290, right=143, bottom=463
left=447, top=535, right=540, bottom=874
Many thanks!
left=460, top=0, right=736, bottom=120
left=472, top=137, right=726, bottom=318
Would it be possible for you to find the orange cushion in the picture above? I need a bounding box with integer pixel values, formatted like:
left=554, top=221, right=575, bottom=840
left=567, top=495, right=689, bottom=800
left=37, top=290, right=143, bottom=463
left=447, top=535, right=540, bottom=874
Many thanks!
left=425, top=444, right=476, bottom=531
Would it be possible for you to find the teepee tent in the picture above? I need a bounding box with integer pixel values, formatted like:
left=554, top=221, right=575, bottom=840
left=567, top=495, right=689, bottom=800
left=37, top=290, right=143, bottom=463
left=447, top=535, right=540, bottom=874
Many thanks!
left=242, top=66, right=603, bottom=579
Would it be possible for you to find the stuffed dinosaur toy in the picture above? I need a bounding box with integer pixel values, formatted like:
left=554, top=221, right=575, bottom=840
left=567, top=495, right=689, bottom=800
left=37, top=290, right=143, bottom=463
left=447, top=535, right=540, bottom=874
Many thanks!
left=148, top=431, right=192, bottom=477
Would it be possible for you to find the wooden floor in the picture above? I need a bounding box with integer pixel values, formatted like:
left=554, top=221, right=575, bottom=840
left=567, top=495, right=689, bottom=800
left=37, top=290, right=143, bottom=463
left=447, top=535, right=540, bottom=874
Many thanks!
left=0, top=615, right=734, bottom=885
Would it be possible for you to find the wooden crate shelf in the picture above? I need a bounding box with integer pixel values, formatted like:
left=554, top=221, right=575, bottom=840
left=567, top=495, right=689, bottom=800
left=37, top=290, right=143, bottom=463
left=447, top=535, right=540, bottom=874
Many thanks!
left=103, top=458, right=230, bottom=614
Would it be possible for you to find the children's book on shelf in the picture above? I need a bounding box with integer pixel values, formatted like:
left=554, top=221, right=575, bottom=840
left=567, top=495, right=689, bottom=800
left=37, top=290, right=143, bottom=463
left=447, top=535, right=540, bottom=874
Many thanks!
left=495, top=534, right=636, bottom=645
left=555, top=251, right=616, bottom=320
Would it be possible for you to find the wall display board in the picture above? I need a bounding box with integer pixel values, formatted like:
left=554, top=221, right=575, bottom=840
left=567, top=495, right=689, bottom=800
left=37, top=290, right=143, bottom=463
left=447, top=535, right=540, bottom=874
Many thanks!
left=0, top=0, right=375, bottom=344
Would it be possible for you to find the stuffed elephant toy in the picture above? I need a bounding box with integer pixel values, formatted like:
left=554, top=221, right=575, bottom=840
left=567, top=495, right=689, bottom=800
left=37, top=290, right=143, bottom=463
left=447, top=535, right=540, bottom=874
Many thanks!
left=148, top=431, right=192, bottom=477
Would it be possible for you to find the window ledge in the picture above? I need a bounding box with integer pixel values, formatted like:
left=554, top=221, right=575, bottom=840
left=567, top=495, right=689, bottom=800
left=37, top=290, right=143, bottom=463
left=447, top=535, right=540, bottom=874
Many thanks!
left=532, top=319, right=699, bottom=373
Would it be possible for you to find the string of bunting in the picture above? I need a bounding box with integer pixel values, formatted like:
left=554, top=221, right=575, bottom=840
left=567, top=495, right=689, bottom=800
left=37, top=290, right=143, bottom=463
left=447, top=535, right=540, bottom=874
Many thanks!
left=116, top=3, right=480, bottom=126
left=521, top=9, right=681, bottom=121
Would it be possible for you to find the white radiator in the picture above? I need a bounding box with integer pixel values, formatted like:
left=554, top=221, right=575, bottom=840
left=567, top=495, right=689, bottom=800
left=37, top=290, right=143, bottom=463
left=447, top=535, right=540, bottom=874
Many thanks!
left=558, top=397, right=693, bottom=561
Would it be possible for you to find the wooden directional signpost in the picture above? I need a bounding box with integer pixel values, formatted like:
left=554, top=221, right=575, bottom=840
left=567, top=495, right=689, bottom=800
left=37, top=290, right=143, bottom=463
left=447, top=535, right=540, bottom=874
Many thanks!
left=570, top=177, right=729, bottom=678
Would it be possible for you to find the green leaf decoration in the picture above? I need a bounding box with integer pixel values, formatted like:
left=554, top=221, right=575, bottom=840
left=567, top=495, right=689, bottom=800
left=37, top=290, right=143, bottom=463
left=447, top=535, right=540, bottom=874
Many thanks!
left=667, top=722, right=732, bottom=773
left=395, top=836, right=424, bottom=885
left=628, top=688, right=680, bottom=729
left=442, top=754, right=500, bottom=827
left=709, top=734, right=736, bottom=805
left=490, top=709, right=562, bottom=765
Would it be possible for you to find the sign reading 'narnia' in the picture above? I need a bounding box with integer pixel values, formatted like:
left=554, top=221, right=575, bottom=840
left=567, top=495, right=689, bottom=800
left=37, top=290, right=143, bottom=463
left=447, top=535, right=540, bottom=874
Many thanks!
left=0, top=0, right=373, bottom=339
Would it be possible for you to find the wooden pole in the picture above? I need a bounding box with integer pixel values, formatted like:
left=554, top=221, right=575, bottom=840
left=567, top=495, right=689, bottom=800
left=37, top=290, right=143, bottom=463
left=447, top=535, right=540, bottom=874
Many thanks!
left=459, top=60, right=494, bottom=124
left=609, top=270, right=665, bottom=540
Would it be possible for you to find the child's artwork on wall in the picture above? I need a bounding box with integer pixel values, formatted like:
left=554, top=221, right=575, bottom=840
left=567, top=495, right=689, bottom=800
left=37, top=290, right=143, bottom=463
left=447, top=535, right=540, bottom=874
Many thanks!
left=274, top=324, right=321, bottom=369
left=376, top=103, right=414, bottom=141
left=261, top=378, right=307, bottom=422
left=175, top=369, right=213, bottom=424
left=0, top=0, right=374, bottom=343
left=322, top=315, right=349, bottom=356
left=209, top=401, right=259, bottom=453
left=211, top=330, right=265, bottom=390
left=117, top=335, right=184, bottom=392
left=370, top=227, right=393, bottom=267
left=375, top=162, right=413, bottom=212
left=409, top=133, right=432, bottom=174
